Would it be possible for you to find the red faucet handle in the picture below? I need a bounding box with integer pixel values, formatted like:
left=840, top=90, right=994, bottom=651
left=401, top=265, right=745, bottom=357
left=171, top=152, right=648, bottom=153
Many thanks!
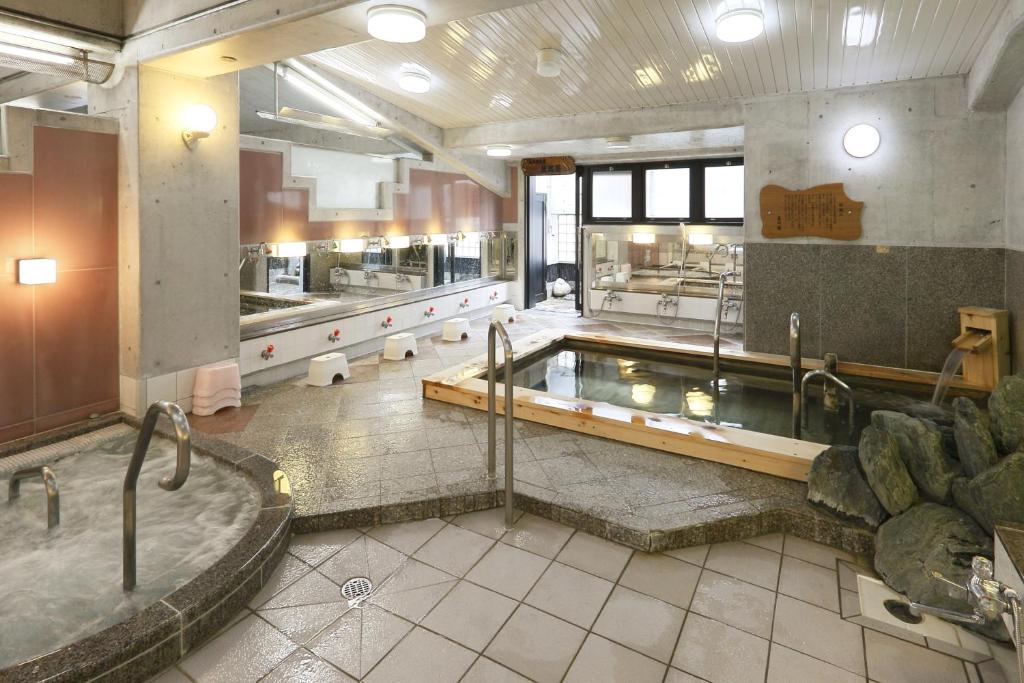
left=333, top=328, right=340, bottom=337
left=266, top=344, right=274, bottom=353
left=463, top=298, right=469, bottom=304
left=428, top=306, right=435, bottom=312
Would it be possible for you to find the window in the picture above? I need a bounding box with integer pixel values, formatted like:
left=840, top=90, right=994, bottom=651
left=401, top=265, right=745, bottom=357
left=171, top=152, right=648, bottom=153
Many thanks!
left=705, top=164, right=744, bottom=220
left=645, top=167, right=690, bottom=219
left=591, top=171, right=632, bottom=219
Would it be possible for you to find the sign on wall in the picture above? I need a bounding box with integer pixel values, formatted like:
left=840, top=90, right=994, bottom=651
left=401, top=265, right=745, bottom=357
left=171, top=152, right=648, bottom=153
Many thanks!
left=759, top=183, right=863, bottom=240
left=521, top=156, right=576, bottom=176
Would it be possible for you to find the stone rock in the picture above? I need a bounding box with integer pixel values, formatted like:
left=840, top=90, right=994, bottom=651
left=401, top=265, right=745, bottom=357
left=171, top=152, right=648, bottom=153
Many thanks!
left=953, top=397, right=998, bottom=477
left=951, top=452, right=1024, bottom=535
left=551, top=278, right=572, bottom=297
left=807, top=445, right=887, bottom=529
left=874, top=503, right=1004, bottom=641
left=989, top=374, right=1024, bottom=454
left=858, top=426, right=917, bottom=516
left=871, top=411, right=961, bottom=503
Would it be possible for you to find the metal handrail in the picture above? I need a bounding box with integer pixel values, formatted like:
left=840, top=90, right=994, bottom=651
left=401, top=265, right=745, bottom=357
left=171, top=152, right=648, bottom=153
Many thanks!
left=487, top=321, right=515, bottom=528
left=800, top=369, right=856, bottom=433
left=712, top=270, right=739, bottom=382
left=8, top=465, right=60, bottom=528
left=790, top=312, right=802, bottom=438
left=124, top=400, right=192, bottom=591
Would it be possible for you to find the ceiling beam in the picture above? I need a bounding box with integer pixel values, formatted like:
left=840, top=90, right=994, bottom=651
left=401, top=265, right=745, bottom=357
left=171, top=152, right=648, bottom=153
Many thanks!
left=967, top=3, right=1024, bottom=111
left=0, top=71, right=75, bottom=105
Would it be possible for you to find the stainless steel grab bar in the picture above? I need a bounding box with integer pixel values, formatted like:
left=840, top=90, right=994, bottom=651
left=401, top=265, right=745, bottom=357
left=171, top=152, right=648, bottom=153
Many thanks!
left=124, top=400, right=192, bottom=591
left=790, top=312, right=801, bottom=439
left=8, top=465, right=60, bottom=528
left=712, top=270, right=739, bottom=383
left=487, top=321, right=515, bottom=528
left=800, top=369, right=855, bottom=433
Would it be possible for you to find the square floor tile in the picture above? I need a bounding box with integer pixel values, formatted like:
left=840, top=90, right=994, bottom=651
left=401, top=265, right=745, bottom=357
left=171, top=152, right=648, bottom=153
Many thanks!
left=363, top=627, right=476, bottom=683
left=564, top=634, right=666, bottom=683
left=249, top=554, right=314, bottom=608
left=865, top=629, right=969, bottom=683
left=705, top=541, right=781, bottom=590
left=663, top=544, right=709, bottom=567
left=783, top=535, right=855, bottom=569
left=450, top=507, right=522, bottom=539
left=179, top=614, right=296, bottom=683
left=501, top=514, right=575, bottom=558
left=689, top=569, right=776, bottom=639
left=259, top=571, right=345, bottom=610
left=485, top=605, right=586, bottom=683
left=619, top=553, right=702, bottom=608
left=461, top=657, right=531, bottom=682
left=556, top=532, right=633, bottom=581
left=593, top=585, right=686, bottom=663
left=318, top=536, right=407, bottom=588
left=368, top=559, right=456, bottom=622
left=149, top=667, right=191, bottom=683
left=772, top=594, right=866, bottom=675
left=767, top=643, right=864, bottom=683
left=413, top=524, right=495, bottom=576
left=672, top=612, right=769, bottom=683
left=288, top=529, right=362, bottom=567
left=778, top=555, right=840, bottom=612
left=665, top=668, right=704, bottom=683
left=259, top=602, right=350, bottom=645
left=309, top=604, right=413, bottom=679
left=466, top=541, right=551, bottom=600
left=422, top=581, right=518, bottom=651
left=745, top=532, right=785, bottom=552
left=263, top=648, right=355, bottom=682
left=367, top=518, right=446, bottom=555
left=525, top=561, right=614, bottom=628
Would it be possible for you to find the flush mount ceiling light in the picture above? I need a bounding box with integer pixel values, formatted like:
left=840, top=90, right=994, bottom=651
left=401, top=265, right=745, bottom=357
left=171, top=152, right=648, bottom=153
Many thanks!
left=486, top=144, right=512, bottom=157
left=715, top=3, right=765, bottom=43
left=367, top=5, right=427, bottom=43
left=181, top=104, right=217, bottom=149
left=606, top=136, right=631, bottom=149
left=843, top=123, right=880, bottom=158
left=536, top=48, right=563, bottom=78
left=17, top=258, right=56, bottom=285
left=398, top=68, right=431, bottom=93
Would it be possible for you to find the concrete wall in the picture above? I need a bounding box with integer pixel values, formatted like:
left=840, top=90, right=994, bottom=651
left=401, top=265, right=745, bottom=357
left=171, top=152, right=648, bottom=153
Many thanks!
left=1007, top=87, right=1024, bottom=371
left=742, top=77, right=1010, bottom=371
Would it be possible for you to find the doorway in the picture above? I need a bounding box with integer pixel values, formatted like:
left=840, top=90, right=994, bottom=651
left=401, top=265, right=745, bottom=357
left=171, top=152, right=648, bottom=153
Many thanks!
left=525, top=173, right=580, bottom=313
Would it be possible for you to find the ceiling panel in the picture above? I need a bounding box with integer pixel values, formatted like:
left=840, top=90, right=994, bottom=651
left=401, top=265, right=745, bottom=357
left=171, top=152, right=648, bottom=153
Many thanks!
left=311, top=0, right=1007, bottom=129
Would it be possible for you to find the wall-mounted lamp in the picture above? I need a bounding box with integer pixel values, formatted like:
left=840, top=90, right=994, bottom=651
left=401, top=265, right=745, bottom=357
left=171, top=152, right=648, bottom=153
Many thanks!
left=386, top=235, right=411, bottom=249
left=181, top=104, right=218, bottom=150
left=631, top=233, right=657, bottom=244
left=17, top=258, right=56, bottom=285
left=426, top=234, right=448, bottom=246
left=270, top=242, right=307, bottom=258
left=843, top=123, right=880, bottom=158
left=338, top=238, right=365, bottom=253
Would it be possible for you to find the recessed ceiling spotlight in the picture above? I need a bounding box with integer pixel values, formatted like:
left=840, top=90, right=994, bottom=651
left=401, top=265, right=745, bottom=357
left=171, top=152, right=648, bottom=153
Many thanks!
left=536, top=48, right=563, bottom=78
left=486, top=144, right=512, bottom=157
left=715, top=3, right=765, bottom=43
left=367, top=5, right=427, bottom=43
left=606, top=136, right=631, bottom=149
left=398, top=68, right=431, bottom=93
left=843, top=123, right=880, bottom=158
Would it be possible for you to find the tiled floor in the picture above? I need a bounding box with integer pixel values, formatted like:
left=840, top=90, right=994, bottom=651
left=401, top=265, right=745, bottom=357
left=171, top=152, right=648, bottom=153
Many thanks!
left=151, top=511, right=1008, bottom=683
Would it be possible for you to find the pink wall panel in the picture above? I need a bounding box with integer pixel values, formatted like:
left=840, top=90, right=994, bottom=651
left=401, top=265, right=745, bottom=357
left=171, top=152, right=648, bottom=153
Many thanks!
left=0, top=173, right=36, bottom=441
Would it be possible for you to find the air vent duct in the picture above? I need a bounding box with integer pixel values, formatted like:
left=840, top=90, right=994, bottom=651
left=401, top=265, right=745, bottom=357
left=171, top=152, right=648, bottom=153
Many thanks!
left=0, top=45, right=114, bottom=84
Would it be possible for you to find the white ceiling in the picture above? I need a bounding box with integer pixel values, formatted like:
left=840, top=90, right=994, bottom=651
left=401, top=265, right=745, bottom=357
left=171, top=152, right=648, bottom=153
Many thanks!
left=502, top=126, right=744, bottom=160
left=313, top=0, right=1008, bottom=129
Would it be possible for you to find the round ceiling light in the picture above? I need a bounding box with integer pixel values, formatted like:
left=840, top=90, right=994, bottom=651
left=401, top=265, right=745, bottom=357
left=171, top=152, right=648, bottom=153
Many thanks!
left=843, top=123, right=880, bottom=158
left=486, top=145, right=512, bottom=158
left=606, top=136, right=631, bottom=149
left=536, top=48, right=563, bottom=78
left=398, top=69, right=431, bottom=93
left=715, top=7, right=765, bottom=43
left=367, top=5, right=427, bottom=43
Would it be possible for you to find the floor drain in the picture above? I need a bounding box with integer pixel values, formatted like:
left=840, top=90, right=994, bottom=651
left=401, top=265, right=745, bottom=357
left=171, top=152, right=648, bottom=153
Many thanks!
left=883, top=599, right=923, bottom=624
left=341, top=577, right=374, bottom=604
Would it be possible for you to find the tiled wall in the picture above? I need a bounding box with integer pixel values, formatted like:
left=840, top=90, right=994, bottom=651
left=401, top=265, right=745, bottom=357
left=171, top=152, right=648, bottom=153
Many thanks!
left=744, top=243, right=1006, bottom=372
left=0, top=125, right=119, bottom=442
left=239, top=150, right=503, bottom=245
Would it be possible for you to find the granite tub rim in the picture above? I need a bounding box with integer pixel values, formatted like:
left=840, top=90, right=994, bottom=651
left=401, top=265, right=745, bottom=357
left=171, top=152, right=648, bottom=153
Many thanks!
left=0, top=414, right=293, bottom=682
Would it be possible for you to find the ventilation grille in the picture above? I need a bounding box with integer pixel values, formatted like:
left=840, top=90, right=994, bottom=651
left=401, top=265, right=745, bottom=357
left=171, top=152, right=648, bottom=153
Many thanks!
left=0, top=52, right=114, bottom=84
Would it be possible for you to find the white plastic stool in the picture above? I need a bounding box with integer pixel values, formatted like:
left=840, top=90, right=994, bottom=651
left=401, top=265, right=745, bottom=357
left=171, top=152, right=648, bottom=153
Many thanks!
left=192, top=361, right=241, bottom=416
left=492, top=304, right=516, bottom=324
left=442, top=317, right=471, bottom=342
left=383, top=332, right=418, bottom=360
left=306, top=352, right=350, bottom=386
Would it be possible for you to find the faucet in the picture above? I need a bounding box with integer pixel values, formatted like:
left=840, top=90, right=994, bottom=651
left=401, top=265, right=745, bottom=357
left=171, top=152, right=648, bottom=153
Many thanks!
left=712, top=270, right=739, bottom=383
left=707, top=243, right=729, bottom=276
left=396, top=273, right=412, bottom=286
left=790, top=313, right=801, bottom=438
left=8, top=465, right=60, bottom=528
left=909, top=556, right=1020, bottom=626
left=123, top=401, right=191, bottom=591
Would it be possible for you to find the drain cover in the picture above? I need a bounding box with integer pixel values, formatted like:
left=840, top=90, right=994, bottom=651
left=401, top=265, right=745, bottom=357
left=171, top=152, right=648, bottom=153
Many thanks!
left=883, top=599, right=923, bottom=624
left=341, top=577, right=374, bottom=603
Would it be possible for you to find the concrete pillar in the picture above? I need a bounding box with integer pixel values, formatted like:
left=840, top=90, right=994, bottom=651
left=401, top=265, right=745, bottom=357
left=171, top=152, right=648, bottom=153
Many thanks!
left=90, top=66, right=240, bottom=415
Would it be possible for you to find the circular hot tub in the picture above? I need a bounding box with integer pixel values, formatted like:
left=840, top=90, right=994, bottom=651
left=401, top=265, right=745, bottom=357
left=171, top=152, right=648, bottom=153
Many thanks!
left=0, top=419, right=291, bottom=681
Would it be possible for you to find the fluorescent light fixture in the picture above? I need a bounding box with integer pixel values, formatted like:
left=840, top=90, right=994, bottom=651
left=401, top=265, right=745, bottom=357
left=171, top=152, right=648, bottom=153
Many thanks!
left=632, top=233, right=656, bottom=244
left=338, top=238, right=365, bottom=253
left=367, top=5, right=427, bottom=43
left=687, top=232, right=715, bottom=246
left=715, top=6, right=764, bottom=43
left=0, top=41, right=75, bottom=65
left=17, top=258, right=56, bottom=284
left=271, top=242, right=307, bottom=258
left=387, top=235, right=411, bottom=249
left=843, top=123, right=880, bottom=158
left=486, top=144, right=512, bottom=157
left=181, top=104, right=217, bottom=149
left=606, top=136, right=631, bottom=149
left=279, top=63, right=379, bottom=128
left=398, top=69, right=431, bottom=93
left=536, top=48, right=563, bottom=78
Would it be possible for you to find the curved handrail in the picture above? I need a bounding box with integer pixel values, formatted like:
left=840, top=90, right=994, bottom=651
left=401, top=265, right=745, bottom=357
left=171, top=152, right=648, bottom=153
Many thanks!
left=712, top=270, right=740, bottom=381
left=790, top=312, right=801, bottom=438
left=800, top=369, right=856, bottom=434
left=124, top=400, right=192, bottom=591
left=9, top=465, right=60, bottom=528
left=487, top=321, right=515, bottom=528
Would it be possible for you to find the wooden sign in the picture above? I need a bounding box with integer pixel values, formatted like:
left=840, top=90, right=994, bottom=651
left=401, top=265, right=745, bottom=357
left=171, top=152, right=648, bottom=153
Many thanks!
left=521, top=156, right=576, bottom=176
left=760, top=183, right=863, bottom=240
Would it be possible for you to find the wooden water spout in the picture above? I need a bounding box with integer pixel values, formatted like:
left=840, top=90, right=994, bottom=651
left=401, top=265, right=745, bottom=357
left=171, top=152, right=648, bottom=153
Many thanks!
left=952, top=329, right=992, bottom=354
left=957, top=307, right=1010, bottom=391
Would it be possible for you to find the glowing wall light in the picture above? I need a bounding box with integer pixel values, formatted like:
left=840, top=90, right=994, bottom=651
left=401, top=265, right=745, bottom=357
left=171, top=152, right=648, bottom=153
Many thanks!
left=181, top=104, right=217, bottom=149
left=631, top=232, right=657, bottom=244
left=17, top=258, right=56, bottom=284
left=843, top=123, right=881, bottom=158
left=387, top=235, right=411, bottom=249
left=271, top=242, right=307, bottom=257
left=338, top=238, right=365, bottom=253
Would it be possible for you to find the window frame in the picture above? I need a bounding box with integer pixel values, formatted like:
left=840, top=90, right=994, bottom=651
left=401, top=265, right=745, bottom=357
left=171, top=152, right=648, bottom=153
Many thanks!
left=580, top=156, right=744, bottom=226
